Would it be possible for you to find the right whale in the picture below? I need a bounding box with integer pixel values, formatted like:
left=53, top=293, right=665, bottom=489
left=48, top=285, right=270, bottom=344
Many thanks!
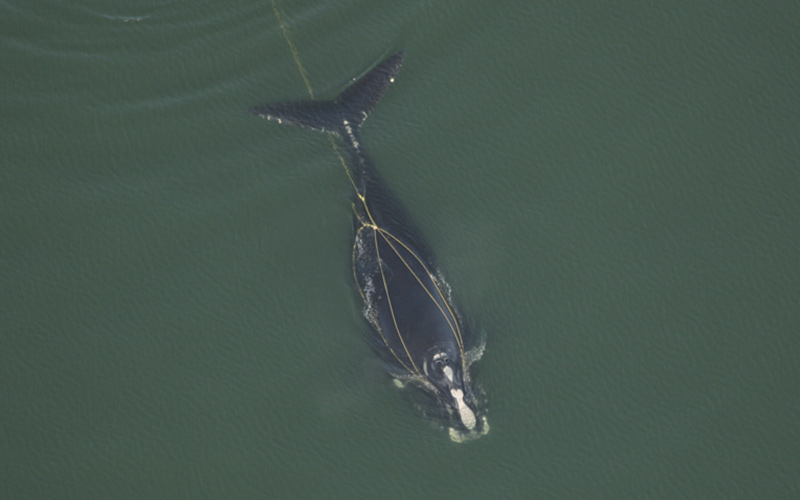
left=250, top=52, right=488, bottom=441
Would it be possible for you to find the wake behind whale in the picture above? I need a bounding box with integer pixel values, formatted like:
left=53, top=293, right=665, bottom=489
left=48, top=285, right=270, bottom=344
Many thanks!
left=250, top=52, right=488, bottom=441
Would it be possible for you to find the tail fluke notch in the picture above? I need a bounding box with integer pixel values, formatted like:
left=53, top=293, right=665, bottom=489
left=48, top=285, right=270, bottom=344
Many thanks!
left=249, top=51, right=404, bottom=135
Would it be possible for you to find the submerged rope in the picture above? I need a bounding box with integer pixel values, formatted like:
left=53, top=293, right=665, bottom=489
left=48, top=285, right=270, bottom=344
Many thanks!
left=269, top=0, right=313, bottom=99
left=267, top=4, right=466, bottom=372
left=269, top=1, right=415, bottom=371
left=269, top=0, right=360, bottom=196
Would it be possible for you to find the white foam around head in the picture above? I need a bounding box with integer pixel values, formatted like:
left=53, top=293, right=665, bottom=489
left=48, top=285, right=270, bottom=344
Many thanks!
left=449, top=416, right=490, bottom=443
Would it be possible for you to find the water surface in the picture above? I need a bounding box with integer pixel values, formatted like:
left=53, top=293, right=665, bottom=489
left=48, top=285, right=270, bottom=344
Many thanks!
left=2, top=0, right=799, bottom=498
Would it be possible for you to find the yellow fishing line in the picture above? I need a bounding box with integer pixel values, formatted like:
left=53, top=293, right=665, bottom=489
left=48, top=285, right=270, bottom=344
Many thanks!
left=269, top=0, right=361, bottom=197
left=376, top=228, right=465, bottom=355
left=271, top=1, right=413, bottom=368
left=269, top=3, right=462, bottom=373
left=269, top=0, right=313, bottom=99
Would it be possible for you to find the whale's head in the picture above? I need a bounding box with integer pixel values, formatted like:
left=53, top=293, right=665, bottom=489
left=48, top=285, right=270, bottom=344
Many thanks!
left=421, top=348, right=482, bottom=435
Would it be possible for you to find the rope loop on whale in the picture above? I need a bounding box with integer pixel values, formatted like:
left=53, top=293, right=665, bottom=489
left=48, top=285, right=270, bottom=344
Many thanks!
left=270, top=1, right=466, bottom=374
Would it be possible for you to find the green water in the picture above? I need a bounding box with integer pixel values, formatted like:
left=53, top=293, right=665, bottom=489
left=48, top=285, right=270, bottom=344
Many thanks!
left=2, top=0, right=799, bottom=498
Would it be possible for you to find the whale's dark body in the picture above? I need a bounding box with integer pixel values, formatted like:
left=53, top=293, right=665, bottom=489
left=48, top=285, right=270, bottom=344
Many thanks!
left=250, top=52, right=487, bottom=440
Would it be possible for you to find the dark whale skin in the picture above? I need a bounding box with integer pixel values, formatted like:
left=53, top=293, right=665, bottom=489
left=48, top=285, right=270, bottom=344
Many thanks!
left=250, top=53, right=487, bottom=440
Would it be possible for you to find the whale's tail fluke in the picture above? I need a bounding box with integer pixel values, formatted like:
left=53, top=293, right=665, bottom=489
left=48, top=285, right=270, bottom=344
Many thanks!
left=249, top=52, right=404, bottom=137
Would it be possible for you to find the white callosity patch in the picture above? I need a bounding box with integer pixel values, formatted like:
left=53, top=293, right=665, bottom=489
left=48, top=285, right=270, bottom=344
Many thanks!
left=443, top=365, right=454, bottom=382
left=450, top=388, right=476, bottom=430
